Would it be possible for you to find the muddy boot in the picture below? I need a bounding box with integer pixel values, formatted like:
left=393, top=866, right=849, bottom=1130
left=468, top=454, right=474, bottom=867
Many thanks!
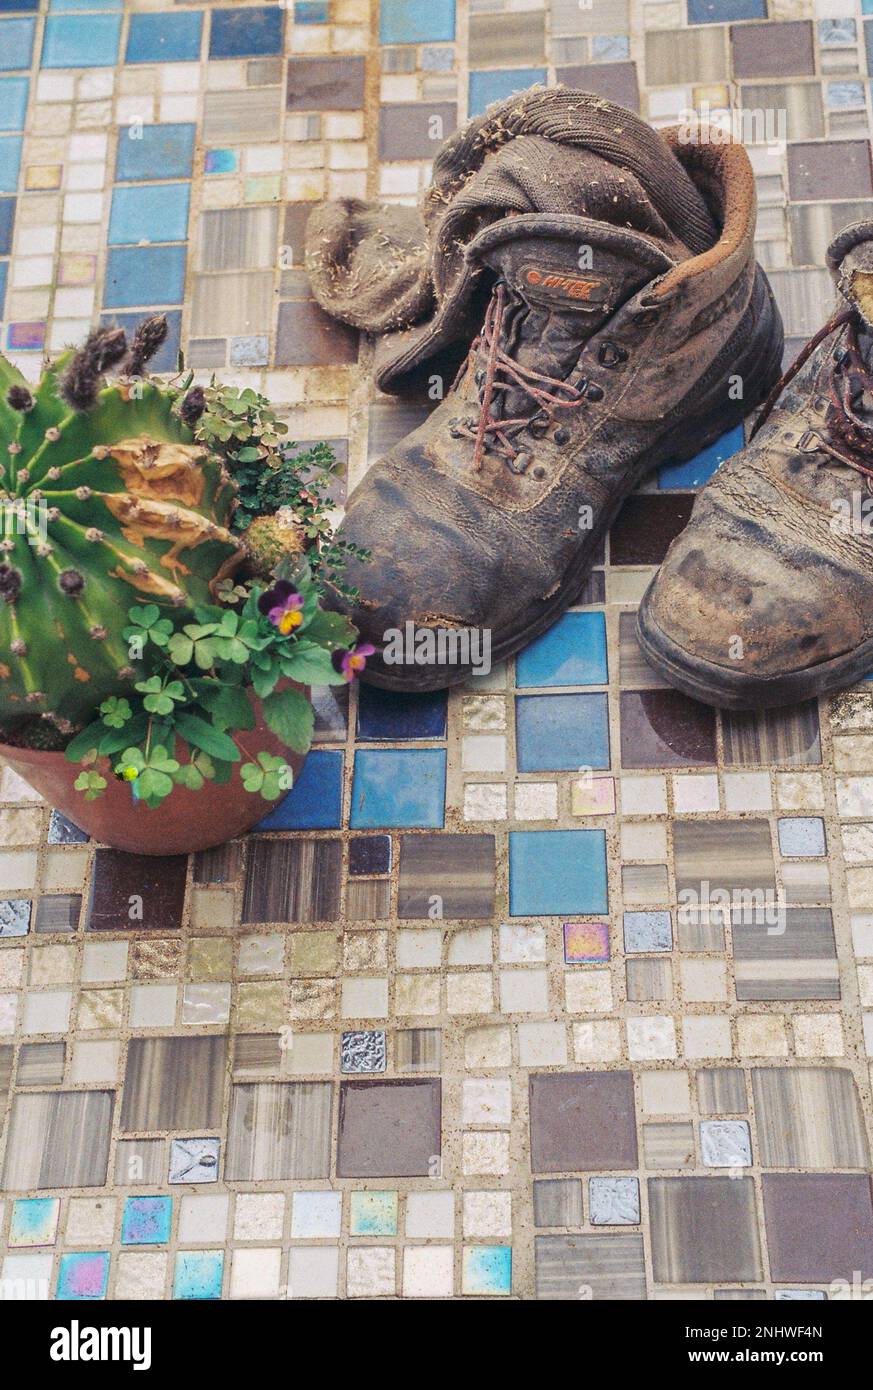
left=638, top=220, right=873, bottom=710
left=330, top=122, right=783, bottom=690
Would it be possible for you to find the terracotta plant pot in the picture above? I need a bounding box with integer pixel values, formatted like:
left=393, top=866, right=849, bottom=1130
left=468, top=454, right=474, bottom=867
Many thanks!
left=0, top=688, right=308, bottom=855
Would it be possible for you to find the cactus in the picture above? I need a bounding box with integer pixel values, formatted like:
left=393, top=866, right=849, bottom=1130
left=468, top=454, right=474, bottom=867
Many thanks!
left=243, top=510, right=307, bottom=579
left=0, top=323, right=243, bottom=731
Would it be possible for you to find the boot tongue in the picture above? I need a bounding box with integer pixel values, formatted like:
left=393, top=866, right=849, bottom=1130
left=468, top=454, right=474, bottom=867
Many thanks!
left=829, top=221, right=873, bottom=332
left=472, top=221, right=676, bottom=418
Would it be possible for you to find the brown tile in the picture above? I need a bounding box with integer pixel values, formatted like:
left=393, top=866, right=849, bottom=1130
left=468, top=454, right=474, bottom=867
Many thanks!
left=620, top=690, right=717, bottom=768
left=197, top=205, right=279, bottom=272
left=346, top=878, right=391, bottom=921
left=649, top=1177, right=762, bottom=1283
left=225, top=1081, right=333, bottom=1179
left=379, top=102, right=458, bottom=160
left=731, top=20, right=815, bottom=77
left=674, top=819, right=775, bottom=910
left=17, top=1041, right=65, bottom=1086
left=242, top=838, right=342, bottom=923
left=555, top=61, right=640, bottom=111
left=86, top=850, right=187, bottom=932
left=395, top=1027, right=441, bottom=1072
left=610, top=495, right=694, bottom=566
left=626, top=957, right=673, bottom=1001
left=788, top=140, right=873, bottom=202
left=721, top=701, right=821, bottom=765
left=120, top=1036, right=227, bottom=1132
left=275, top=297, right=358, bottom=367
left=619, top=612, right=670, bottom=690
left=533, top=1179, right=584, bottom=1227
left=529, top=1071, right=637, bottom=1173
left=132, top=938, right=183, bottom=980
left=398, top=833, right=495, bottom=920
left=0, top=1044, right=11, bottom=1126
left=337, top=1078, right=441, bottom=1177
left=286, top=55, right=366, bottom=111
left=763, top=1174, right=873, bottom=1283
left=192, top=841, right=242, bottom=884
left=643, top=1121, right=695, bottom=1169
left=535, top=1233, right=646, bottom=1299
left=1, top=1091, right=114, bottom=1190
left=468, top=10, right=545, bottom=65
left=697, top=1067, right=747, bottom=1115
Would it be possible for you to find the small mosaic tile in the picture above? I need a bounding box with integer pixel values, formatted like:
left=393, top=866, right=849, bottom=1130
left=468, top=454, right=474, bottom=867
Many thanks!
left=168, top=1139, right=220, bottom=1186
left=56, top=1251, right=110, bottom=1301
left=589, top=1177, right=640, bottom=1227
left=341, top=1029, right=387, bottom=1074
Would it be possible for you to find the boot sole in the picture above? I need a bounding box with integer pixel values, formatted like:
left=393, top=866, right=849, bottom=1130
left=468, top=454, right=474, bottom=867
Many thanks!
left=363, top=294, right=786, bottom=693
left=637, top=586, right=873, bottom=711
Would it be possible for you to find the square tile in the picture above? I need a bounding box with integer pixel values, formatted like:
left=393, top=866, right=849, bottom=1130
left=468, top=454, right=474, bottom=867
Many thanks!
left=763, top=1174, right=873, bottom=1283
left=516, top=612, right=607, bottom=687
left=462, top=1244, right=512, bottom=1296
left=350, top=749, right=446, bottom=829
left=529, top=1071, right=637, bottom=1172
left=174, top=1250, right=224, bottom=1300
left=398, top=834, right=495, bottom=919
left=225, top=1082, right=332, bottom=1180
left=337, top=1079, right=440, bottom=1178
left=589, top=1177, right=640, bottom=1226
left=509, top=830, right=607, bottom=917
left=516, top=693, right=609, bottom=772
left=56, top=1251, right=110, bottom=1301
left=121, top=1196, right=172, bottom=1246
left=349, top=1190, right=398, bottom=1236
left=649, top=1177, right=762, bottom=1283
left=2, top=1091, right=113, bottom=1190
left=535, top=1233, right=645, bottom=1300
left=87, top=850, right=187, bottom=933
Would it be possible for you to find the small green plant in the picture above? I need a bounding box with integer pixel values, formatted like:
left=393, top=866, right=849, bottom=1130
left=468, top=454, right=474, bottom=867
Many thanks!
left=64, top=558, right=371, bottom=809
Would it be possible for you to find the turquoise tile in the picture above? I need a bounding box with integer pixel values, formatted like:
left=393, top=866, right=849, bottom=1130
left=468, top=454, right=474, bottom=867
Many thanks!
left=349, top=1190, right=398, bottom=1235
left=9, top=1197, right=59, bottom=1247
left=350, top=747, right=446, bottom=828
left=50, top=0, right=122, bottom=9
left=658, top=424, right=743, bottom=490
left=516, top=611, right=607, bottom=687
left=509, top=829, right=608, bottom=917
left=0, top=78, right=28, bottom=133
left=126, top=10, right=203, bottom=64
left=115, top=123, right=196, bottom=182
left=516, top=692, right=610, bottom=772
left=173, top=1250, right=224, bottom=1299
left=56, top=1251, right=110, bottom=1300
left=103, top=245, right=187, bottom=308
left=463, top=1245, right=512, bottom=1295
left=0, top=16, right=36, bottom=69
left=108, top=183, right=191, bottom=246
left=468, top=68, right=547, bottom=116
left=41, top=12, right=122, bottom=67
left=121, top=1196, right=173, bottom=1245
left=0, top=136, right=22, bottom=194
left=380, top=0, right=455, bottom=44
left=205, top=148, right=238, bottom=175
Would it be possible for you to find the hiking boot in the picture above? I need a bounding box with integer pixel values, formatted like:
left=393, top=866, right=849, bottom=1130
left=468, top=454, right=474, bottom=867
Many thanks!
left=328, top=119, right=784, bottom=690
left=637, top=220, right=873, bottom=710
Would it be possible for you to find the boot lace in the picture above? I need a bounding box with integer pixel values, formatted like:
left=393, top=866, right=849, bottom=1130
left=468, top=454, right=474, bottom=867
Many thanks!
left=751, top=305, right=873, bottom=490
left=451, top=283, right=595, bottom=473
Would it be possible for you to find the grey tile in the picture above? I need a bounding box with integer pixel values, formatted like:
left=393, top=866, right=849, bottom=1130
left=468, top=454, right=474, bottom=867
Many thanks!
left=190, top=270, right=274, bottom=338
left=398, top=834, right=495, bottom=920
left=346, top=878, right=391, bottom=921
left=626, top=957, right=673, bottom=1002
left=643, top=1122, right=695, bottom=1170
left=700, top=1120, right=752, bottom=1168
left=732, top=907, right=839, bottom=1001
left=788, top=139, right=873, bottom=202
left=203, top=88, right=282, bottom=143
left=722, top=701, right=821, bottom=766
left=555, top=61, right=639, bottom=111
left=197, top=205, right=279, bottom=272
left=649, top=1177, right=762, bottom=1284
left=530, top=1071, right=638, bottom=1173
left=714, top=1288, right=768, bottom=1300
left=731, top=21, right=815, bottom=76
left=697, top=1068, right=747, bottom=1115
left=589, top=1177, right=640, bottom=1226
left=646, top=28, right=727, bottom=84
left=741, top=81, right=824, bottom=142
left=275, top=297, right=358, bottom=366
left=469, top=11, right=545, bottom=65
left=232, top=1033, right=286, bottom=1078
left=34, top=895, right=81, bottom=933
left=286, top=56, right=366, bottom=110
left=168, top=1137, right=220, bottom=1184
left=16, top=1041, right=65, bottom=1086
left=225, top=1082, right=333, bottom=1180
left=0, top=1043, right=12, bottom=1126
left=120, top=1036, right=227, bottom=1133
left=379, top=102, right=458, bottom=161
left=751, top=1067, right=869, bottom=1168
left=763, top=1174, right=873, bottom=1283
left=551, top=0, right=628, bottom=37
left=114, top=1139, right=165, bottom=1186
left=535, top=1233, right=646, bottom=1300
left=337, top=1079, right=441, bottom=1178
left=1, top=1091, right=114, bottom=1190
left=395, top=1028, right=441, bottom=1073
left=533, top=1178, right=584, bottom=1228
left=341, top=1030, right=386, bottom=1074
left=674, top=820, right=775, bottom=926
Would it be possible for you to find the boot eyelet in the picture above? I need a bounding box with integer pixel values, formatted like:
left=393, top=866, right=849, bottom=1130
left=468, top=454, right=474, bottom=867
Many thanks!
left=598, top=341, right=628, bottom=367
left=532, top=465, right=546, bottom=479
left=585, top=382, right=604, bottom=402
left=553, top=427, right=571, bottom=446
left=528, top=412, right=550, bottom=438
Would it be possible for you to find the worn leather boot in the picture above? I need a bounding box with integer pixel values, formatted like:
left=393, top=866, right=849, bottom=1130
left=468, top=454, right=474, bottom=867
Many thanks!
left=638, top=220, right=873, bottom=710
left=331, top=134, right=783, bottom=690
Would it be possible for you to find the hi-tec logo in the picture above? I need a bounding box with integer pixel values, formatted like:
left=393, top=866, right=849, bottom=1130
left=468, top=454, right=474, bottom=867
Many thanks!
left=50, top=1320, right=152, bottom=1371
left=524, top=268, right=603, bottom=301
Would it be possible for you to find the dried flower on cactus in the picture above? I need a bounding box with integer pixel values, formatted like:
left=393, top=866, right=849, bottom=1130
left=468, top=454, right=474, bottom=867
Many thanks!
left=6, top=384, right=34, bottom=413
left=125, top=314, right=169, bottom=377
left=179, top=385, right=207, bottom=427
left=60, top=326, right=129, bottom=412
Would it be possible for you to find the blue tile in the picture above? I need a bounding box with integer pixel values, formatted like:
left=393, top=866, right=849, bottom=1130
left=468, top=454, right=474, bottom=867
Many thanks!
left=516, top=611, right=607, bottom=687
left=108, top=183, right=191, bottom=246
left=777, top=817, right=826, bottom=857
left=592, top=34, right=630, bottom=59
left=0, top=16, right=35, bottom=67
left=0, top=137, right=22, bottom=195
left=349, top=835, right=391, bottom=875
left=48, top=810, right=88, bottom=844
left=350, top=747, right=446, bottom=828
left=50, top=0, right=122, bottom=9
left=864, top=0, right=873, bottom=13
left=295, top=0, right=328, bottom=21
left=116, top=123, right=196, bottom=182
left=463, top=1244, right=512, bottom=1295
left=205, top=148, right=238, bottom=175
left=468, top=68, right=547, bottom=116
left=41, top=13, right=122, bottom=67
left=380, top=0, right=456, bottom=44
left=254, top=749, right=344, bottom=830
left=209, top=5, right=283, bottom=58
left=126, top=10, right=203, bottom=64
left=174, top=1250, right=224, bottom=1300
left=0, top=78, right=28, bottom=133
left=357, top=684, right=447, bottom=740
left=99, top=309, right=181, bottom=373
left=623, top=910, right=672, bottom=952
left=103, top=245, right=187, bottom=308
left=688, top=0, right=764, bottom=19
left=55, top=1251, right=110, bottom=1300
left=0, top=0, right=39, bottom=11
left=0, top=197, right=14, bottom=255
left=516, top=692, right=610, bottom=772
left=658, top=424, right=743, bottom=490
left=229, top=334, right=269, bottom=367
left=509, top=829, right=608, bottom=916
left=121, top=1196, right=172, bottom=1246
left=0, top=261, right=7, bottom=319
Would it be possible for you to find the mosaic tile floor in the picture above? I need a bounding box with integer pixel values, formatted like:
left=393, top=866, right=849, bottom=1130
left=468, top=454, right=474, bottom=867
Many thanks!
left=1, top=0, right=873, bottom=1303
